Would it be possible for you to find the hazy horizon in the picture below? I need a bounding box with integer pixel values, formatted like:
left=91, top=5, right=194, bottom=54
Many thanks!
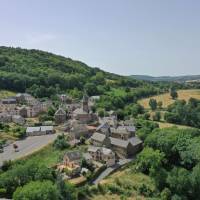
left=1, top=0, right=200, bottom=76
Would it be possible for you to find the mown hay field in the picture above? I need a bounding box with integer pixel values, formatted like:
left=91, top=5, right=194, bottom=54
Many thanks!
left=138, top=89, right=200, bottom=109
left=0, top=90, right=16, bottom=99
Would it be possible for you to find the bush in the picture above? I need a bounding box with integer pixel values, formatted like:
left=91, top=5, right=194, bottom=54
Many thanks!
left=53, top=134, right=69, bottom=150
left=13, top=180, right=59, bottom=200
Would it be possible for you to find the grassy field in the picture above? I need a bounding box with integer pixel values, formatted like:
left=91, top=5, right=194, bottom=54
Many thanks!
left=0, top=90, right=16, bottom=99
left=90, top=165, right=158, bottom=200
left=157, top=121, right=192, bottom=129
left=138, top=89, right=200, bottom=109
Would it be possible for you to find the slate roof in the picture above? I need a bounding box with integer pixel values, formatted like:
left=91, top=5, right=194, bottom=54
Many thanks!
left=73, top=108, right=88, bottom=115
left=129, top=137, right=142, bottom=146
left=55, top=108, right=66, bottom=115
left=40, top=126, right=53, bottom=131
left=111, top=125, right=136, bottom=135
left=101, top=147, right=114, bottom=155
left=110, top=136, right=142, bottom=148
left=110, top=137, right=129, bottom=148
left=126, top=126, right=136, bottom=132
left=64, top=151, right=81, bottom=161
left=88, top=145, right=100, bottom=152
left=26, top=127, right=40, bottom=133
left=96, top=122, right=110, bottom=132
left=88, top=146, right=114, bottom=155
left=91, top=132, right=106, bottom=142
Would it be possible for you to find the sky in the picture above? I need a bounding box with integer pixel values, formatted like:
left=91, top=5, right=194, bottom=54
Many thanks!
left=1, top=0, right=200, bottom=76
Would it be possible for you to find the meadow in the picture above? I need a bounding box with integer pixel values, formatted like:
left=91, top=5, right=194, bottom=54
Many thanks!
left=138, top=89, right=200, bottom=109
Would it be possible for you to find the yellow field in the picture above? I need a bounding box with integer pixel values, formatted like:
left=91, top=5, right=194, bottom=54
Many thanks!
left=157, top=121, right=191, bottom=129
left=0, top=90, right=16, bottom=99
left=138, top=89, right=200, bottom=109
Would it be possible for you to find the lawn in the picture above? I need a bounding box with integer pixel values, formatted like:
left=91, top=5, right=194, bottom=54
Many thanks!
left=0, top=90, right=16, bottom=99
left=157, top=121, right=192, bottom=129
left=106, top=88, right=127, bottom=97
left=13, top=144, right=66, bottom=167
left=138, top=89, right=200, bottom=109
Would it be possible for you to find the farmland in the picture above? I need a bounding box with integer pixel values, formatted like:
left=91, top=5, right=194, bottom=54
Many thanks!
left=138, top=89, right=200, bottom=109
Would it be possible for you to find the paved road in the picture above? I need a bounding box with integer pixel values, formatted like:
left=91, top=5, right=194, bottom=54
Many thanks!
left=93, top=158, right=134, bottom=184
left=0, top=134, right=59, bottom=167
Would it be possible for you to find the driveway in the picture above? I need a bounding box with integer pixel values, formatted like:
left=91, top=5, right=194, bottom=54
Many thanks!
left=0, top=133, right=59, bottom=167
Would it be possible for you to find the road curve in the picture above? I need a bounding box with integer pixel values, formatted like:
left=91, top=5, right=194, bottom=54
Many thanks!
left=0, top=133, right=59, bottom=167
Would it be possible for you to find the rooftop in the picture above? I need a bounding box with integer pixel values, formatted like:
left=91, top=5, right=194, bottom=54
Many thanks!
left=91, top=132, right=106, bottom=142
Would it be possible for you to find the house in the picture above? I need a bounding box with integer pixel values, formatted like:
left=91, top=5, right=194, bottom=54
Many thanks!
left=16, top=93, right=37, bottom=105
left=88, top=146, right=115, bottom=167
left=96, top=122, right=111, bottom=135
left=12, top=115, right=25, bottom=125
left=54, top=107, right=66, bottom=124
left=70, top=123, right=90, bottom=139
left=26, top=126, right=55, bottom=136
left=1, top=98, right=17, bottom=104
left=110, top=126, right=136, bottom=140
left=110, top=137, right=142, bottom=158
left=18, top=106, right=28, bottom=118
left=91, top=132, right=111, bottom=147
left=90, top=121, right=142, bottom=159
left=62, top=151, right=82, bottom=176
left=99, top=115, right=118, bottom=128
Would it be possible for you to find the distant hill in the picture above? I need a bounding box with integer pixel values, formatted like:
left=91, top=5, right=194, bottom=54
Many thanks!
left=131, top=75, right=200, bottom=82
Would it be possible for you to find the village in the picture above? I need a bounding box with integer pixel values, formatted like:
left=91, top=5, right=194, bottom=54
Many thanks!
left=0, top=92, right=143, bottom=183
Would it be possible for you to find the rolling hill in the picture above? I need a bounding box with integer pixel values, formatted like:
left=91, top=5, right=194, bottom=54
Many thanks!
left=131, top=75, right=200, bottom=82
left=0, top=46, right=146, bottom=98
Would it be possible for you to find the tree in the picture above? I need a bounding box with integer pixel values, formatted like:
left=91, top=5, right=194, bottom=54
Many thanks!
left=98, top=109, right=105, bottom=118
left=149, top=99, right=157, bottom=111
left=190, top=163, right=200, bottom=199
left=170, top=88, right=178, bottom=99
left=53, top=134, right=69, bottom=150
left=136, top=147, right=165, bottom=175
left=84, top=82, right=98, bottom=96
left=158, top=101, right=163, bottom=109
left=13, top=181, right=59, bottom=200
left=153, top=111, right=161, bottom=121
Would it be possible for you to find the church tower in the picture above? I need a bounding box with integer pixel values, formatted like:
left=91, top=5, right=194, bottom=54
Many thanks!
left=82, top=94, right=89, bottom=113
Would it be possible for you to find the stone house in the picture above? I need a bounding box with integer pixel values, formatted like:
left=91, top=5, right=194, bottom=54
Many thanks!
left=62, top=151, right=82, bottom=176
left=54, top=107, right=66, bottom=124
left=110, top=126, right=136, bottom=140
left=90, top=122, right=142, bottom=159
left=16, top=93, right=37, bottom=105
left=110, top=137, right=142, bottom=159
left=88, top=146, right=115, bottom=167
left=70, top=123, right=90, bottom=139
left=91, top=132, right=111, bottom=147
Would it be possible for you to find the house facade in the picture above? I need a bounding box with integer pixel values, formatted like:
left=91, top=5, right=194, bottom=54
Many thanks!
left=88, top=146, right=115, bottom=167
left=54, top=107, right=66, bottom=124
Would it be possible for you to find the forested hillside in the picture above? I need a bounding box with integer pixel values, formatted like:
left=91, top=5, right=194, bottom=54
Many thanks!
left=0, top=46, right=147, bottom=96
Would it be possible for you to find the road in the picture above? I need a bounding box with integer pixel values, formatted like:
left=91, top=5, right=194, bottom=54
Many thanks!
left=93, top=158, right=134, bottom=184
left=0, top=133, right=59, bottom=167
